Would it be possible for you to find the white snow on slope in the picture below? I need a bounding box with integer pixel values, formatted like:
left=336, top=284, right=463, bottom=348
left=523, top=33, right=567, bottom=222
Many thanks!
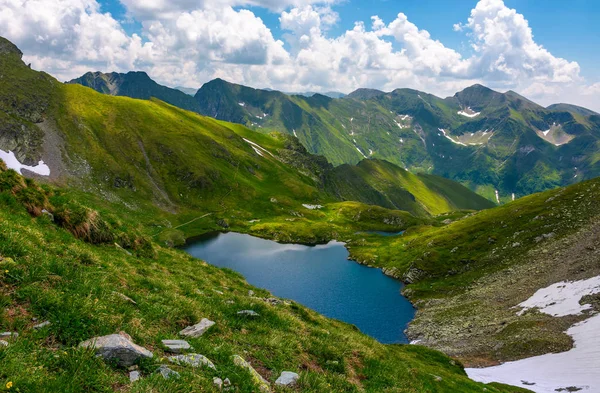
left=467, top=314, right=600, bottom=393
left=457, top=107, right=481, bottom=118
left=0, top=149, right=50, bottom=176
left=467, top=275, right=600, bottom=392
left=438, top=128, right=467, bottom=146
left=238, top=102, right=245, bottom=107
left=302, top=204, right=323, bottom=210
left=243, top=138, right=274, bottom=158
left=355, top=146, right=367, bottom=158
left=495, top=190, right=500, bottom=204
left=517, top=276, right=600, bottom=317
left=293, top=129, right=298, bottom=138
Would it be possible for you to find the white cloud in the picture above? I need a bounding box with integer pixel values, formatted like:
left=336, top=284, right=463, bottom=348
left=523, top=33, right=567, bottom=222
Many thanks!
left=1, top=0, right=598, bottom=112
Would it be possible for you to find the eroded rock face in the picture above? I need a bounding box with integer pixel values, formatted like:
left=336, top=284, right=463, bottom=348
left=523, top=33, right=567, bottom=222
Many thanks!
left=232, top=355, right=270, bottom=392
left=79, top=332, right=153, bottom=367
left=179, top=318, right=215, bottom=338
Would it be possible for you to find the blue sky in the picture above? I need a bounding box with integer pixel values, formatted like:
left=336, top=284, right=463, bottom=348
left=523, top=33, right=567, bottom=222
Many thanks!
left=3, top=0, right=600, bottom=110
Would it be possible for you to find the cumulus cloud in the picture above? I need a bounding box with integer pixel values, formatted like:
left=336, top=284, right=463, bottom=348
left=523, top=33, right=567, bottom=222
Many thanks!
left=1, top=0, right=598, bottom=111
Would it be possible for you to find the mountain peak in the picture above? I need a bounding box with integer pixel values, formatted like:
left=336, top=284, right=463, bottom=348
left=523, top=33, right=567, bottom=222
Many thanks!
left=0, top=36, right=23, bottom=58
left=348, top=88, right=385, bottom=100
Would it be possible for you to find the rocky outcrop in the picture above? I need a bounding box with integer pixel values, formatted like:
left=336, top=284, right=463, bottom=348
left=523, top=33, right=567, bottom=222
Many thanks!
left=79, top=332, right=153, bottom=367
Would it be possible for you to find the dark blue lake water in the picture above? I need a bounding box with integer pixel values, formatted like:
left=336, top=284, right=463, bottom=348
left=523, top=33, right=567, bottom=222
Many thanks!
left=183, top=232, right=415, bottom=344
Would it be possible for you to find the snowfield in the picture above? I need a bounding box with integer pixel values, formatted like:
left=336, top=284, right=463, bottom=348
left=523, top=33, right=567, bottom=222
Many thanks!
left=467, top=275, right=600, bottom=392
left=243, top=138, right=275, bottom=158
left=0, top=149, right=50, bottom=176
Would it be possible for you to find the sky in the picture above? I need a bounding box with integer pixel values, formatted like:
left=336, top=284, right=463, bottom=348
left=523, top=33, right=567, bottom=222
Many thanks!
left=1, top=0, right=599, bottom=110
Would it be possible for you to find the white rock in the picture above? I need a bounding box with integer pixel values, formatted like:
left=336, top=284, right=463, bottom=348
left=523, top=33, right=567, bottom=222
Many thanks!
left=275, top=371, right=299, bottom=386
left=0, top=332, right=18, bottom=340
left=33, top=321, right=51, bottom=330
left=79, top=332, right=153, bottom=367
left=0, top=340, right=8, bottom=347
left=162, top=339, right=191, bottom=353
left=213, top=377, right=223, bottom=389
left=129, top=371, right=140, bottom=382
left=179, top=318, right=215, bottom=337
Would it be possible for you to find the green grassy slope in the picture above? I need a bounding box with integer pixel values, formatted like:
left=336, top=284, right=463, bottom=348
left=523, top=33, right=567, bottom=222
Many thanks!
left=0, top=163, right=530, bottom=393
left=345, top=177, right=600, bottom=365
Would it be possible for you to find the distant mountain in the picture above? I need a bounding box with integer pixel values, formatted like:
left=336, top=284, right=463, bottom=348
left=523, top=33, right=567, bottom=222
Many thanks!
left=175, top=86, right=198, bottom=96
left=68, top=70, right=600, bottom=202
left=193, top=79, right=600, bottom=202
left=68, top=71, right=201, bottom=113
left=293, top=91, right=347, bottom=99
left=547, top=103, right=599, bottom=117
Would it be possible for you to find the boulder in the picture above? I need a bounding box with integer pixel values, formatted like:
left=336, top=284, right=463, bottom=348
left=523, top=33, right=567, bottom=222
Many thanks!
left=79, top=332, right=153, bottom=367
left=275, top=371, right=299, bottom=386
left=179, top=318, right=215, bottom=337
left=0, top=340, right=8, bottom=347
left=213, top=377, right=223, bottom=389
left=169, top=353, right=216, bottom=370
left=162, top=339, right=191, bottom=353
left=156, top=365, right=180, bottom=380
left=233, top=355, right=270, bottom=392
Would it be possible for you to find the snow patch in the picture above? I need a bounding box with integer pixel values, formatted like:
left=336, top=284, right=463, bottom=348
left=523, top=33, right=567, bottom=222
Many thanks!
left=238, top=102, right=246, bottom=107
left=243, top=138, right=274, bottom=158
left=517, top=276, right=600, bottom=317
left=293, top=129, right=298, bottom=138
left=457, top=107, right=481, bottom=118
left=512, top=193, right=515, bottom=201
left=438, top=128, right=467, bottom=146
left=495, top=190, right=500, bottom=204
left=467, top=276, right=600, bottom=393
left=0, top=149, right=50, bottom=176
left=302, top=204, right=323, bottom=210
left=355, top=146, right=367, bottom=159
left=369, top=149, right=374, bottom=156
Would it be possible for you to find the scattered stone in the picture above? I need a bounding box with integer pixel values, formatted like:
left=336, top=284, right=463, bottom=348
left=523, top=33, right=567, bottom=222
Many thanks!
left=179, top=318, right=215, bottom=338
left=162, top=339, right=191, bottom=353
left=213, top=289, right=224, bottom=295
left=264, top=298, right=282, bottom=306
left=213, top=377, right=223, bottom=389
left=156, top=365, right=180, bottom=380
left=0, top=340, right=8, bottom=347
left=248, top=290, right=255, bottom=297
left=434, top=375, right=442, bottom=382
left=112, top=291, right=137, bottom=305
left=237, top=310, right=260, bottom=317
left=33, top=321, right=51, bottom=330
left=270, top=198, right=278, bottom=203
left=129, top=371, right=140, bottom=382
left=275, top=371, right=299, bottom=386
left=224, top=378, right=231, bottom=387
left=512, top=242, right=521, bottom=248
left=225, top=300, right=235, bottom=305
left=41, top=209, right=54, bottom=221
left=217, top=219, right=229, bottom=229
left=169, top=353, right=216, bottom=370
left=0, top=332, right=18, bottom=340
left=442, top=219, right=453, bottom=225
left=79, top=332, right=153, bottom=367
left=232, top=355, right=270, bottom=392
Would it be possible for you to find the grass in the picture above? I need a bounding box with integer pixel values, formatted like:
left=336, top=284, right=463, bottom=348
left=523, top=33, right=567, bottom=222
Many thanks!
left=0, top=167, right=527, bottom=392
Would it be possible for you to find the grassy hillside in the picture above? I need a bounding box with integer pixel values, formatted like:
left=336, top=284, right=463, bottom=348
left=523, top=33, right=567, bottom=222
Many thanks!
left=345, top=177, right=600, bottom=365
left=0, top=164, right=529, bottom=393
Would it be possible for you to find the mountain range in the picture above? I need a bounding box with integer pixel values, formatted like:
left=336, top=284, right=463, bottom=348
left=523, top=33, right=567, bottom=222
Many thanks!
left=68, top=72, right=600, bottom=203
left=2, top=35, right=600, bottom=393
